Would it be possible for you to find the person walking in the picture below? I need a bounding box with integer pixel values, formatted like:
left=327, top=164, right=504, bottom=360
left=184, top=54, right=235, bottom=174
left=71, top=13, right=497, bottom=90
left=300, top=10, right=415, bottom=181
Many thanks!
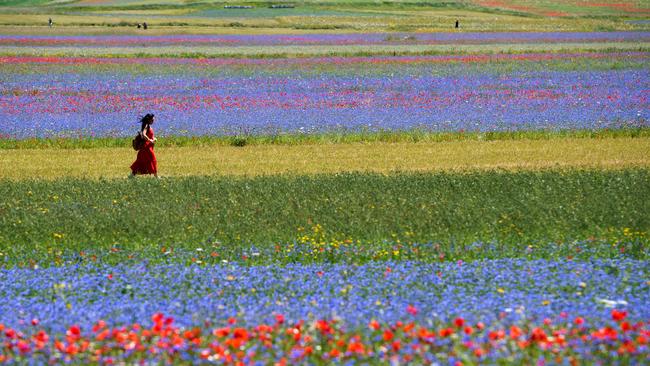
left=130, top=113, right=158, bottom=178
left=48, top=18, right=53, bottom=28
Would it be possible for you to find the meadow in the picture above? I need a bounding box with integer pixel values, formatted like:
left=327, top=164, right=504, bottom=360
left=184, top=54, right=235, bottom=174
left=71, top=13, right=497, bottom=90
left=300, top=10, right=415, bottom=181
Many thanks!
left=1, top=170, right=649, bottom=265
left=0, top=1, right=649, bottom=364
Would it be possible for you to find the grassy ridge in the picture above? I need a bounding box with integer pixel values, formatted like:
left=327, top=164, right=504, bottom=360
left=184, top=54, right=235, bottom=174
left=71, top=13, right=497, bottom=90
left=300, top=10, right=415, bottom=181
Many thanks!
left=2, top=128, right=648, bottom=149
left=0, top=170, right=648, bottom=265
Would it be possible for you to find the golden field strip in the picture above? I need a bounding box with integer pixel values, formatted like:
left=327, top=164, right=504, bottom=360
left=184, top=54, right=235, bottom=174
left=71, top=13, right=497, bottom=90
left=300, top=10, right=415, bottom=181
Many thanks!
left=1, top=137, right=648, bottom=180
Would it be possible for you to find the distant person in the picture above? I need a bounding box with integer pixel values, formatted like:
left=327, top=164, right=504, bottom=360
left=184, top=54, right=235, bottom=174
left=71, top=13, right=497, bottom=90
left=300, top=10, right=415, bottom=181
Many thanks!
left=137, top=23, right=141, bottom=29
left=455, top=19, right=459, bottom=29
left=143, top=22, right=148, bottom=30
left=48, top=18, right=53, bottom=28
left=130, top=113, right=158, bottom=178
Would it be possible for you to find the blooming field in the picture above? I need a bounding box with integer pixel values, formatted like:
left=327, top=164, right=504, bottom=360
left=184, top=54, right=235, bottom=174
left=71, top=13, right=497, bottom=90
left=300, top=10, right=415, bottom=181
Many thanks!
left=4, top=259, right=648, bottom=330
left=1, top=50, right=648, bottom=138
left=2, top=310, right=647, bottom=365
left=1, top=32, right=649, bottom=47
left=0, top=169, right=648, bottom=363
left=1, top=28, right=649, bottom=365
left=0, top=260, right=648, bottom=364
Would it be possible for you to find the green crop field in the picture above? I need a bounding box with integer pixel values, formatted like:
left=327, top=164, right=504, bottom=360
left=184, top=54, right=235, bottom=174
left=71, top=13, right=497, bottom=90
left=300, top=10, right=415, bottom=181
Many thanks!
left=1, top=170, right=648, bottom=267
left=0, top=0, right=648, bottom=34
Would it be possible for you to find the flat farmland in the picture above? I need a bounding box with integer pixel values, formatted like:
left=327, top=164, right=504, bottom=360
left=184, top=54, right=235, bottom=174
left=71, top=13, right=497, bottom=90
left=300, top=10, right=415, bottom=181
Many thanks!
left=0, top=1, right=649, bottom=364
left=0, top=0, right=649, bottom=34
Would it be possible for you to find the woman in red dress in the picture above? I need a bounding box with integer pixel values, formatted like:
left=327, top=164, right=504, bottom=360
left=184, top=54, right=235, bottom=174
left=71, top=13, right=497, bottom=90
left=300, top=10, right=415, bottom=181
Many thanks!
left=130, top=113, right=158, bottom=178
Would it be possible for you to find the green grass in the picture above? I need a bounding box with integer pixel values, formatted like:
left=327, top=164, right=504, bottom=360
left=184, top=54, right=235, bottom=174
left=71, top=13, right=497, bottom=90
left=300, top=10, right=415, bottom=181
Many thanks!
left=3, top=0, right=647, bottom=18
left=0, top=170, right=648, bottom=266
left=0, top=0, right=50, bottom=5
left=2, top=128, right=648, bottom=149
left=0, top=1, right=647, bottom=33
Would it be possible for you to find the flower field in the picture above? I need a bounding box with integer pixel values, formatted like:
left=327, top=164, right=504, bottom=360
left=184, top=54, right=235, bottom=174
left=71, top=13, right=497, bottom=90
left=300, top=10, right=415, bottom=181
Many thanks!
left=1, top=2, right=649, bottom=363
left=0, top=260, right=648, bottom=364
left=0, top=170, right=648, bottom=363
left=1, top=44, right=648, bottom=139
left=2, top=32, right=649, bottom=47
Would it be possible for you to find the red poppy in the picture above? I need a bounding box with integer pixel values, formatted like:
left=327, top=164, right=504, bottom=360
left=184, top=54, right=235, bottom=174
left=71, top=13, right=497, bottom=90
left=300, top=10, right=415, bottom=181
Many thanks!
left=151, top=313, right=164, bottom=325
left=346, top=340, right=365, bottom=354
left=612, top=309, right=628, bottom=322
left=383, top=329, right=394, bottom=341
left=509, top=326, right=523, bottom=339
left=213, top=327, right=230, bottom=338
left=454, top=317, right=465, bottom=328
left=369, top=320, right=380, bottom=330
left=391, top=340, right=401, bottom=352
left=66, top=325, right=81, bottom=338
left=329, top=348, right=340, bottom=358
left=406, top=305, right=418, bottom=315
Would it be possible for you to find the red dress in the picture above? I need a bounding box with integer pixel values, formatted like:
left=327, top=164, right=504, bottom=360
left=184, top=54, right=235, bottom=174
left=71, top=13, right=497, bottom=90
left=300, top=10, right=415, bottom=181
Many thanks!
left=130, top=127, right=157, bottom=175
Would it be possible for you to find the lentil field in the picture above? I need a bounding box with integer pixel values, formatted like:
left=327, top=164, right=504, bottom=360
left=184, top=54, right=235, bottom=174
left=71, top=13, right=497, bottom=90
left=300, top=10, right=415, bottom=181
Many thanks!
left=0, top=1, right=649, bottom=365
